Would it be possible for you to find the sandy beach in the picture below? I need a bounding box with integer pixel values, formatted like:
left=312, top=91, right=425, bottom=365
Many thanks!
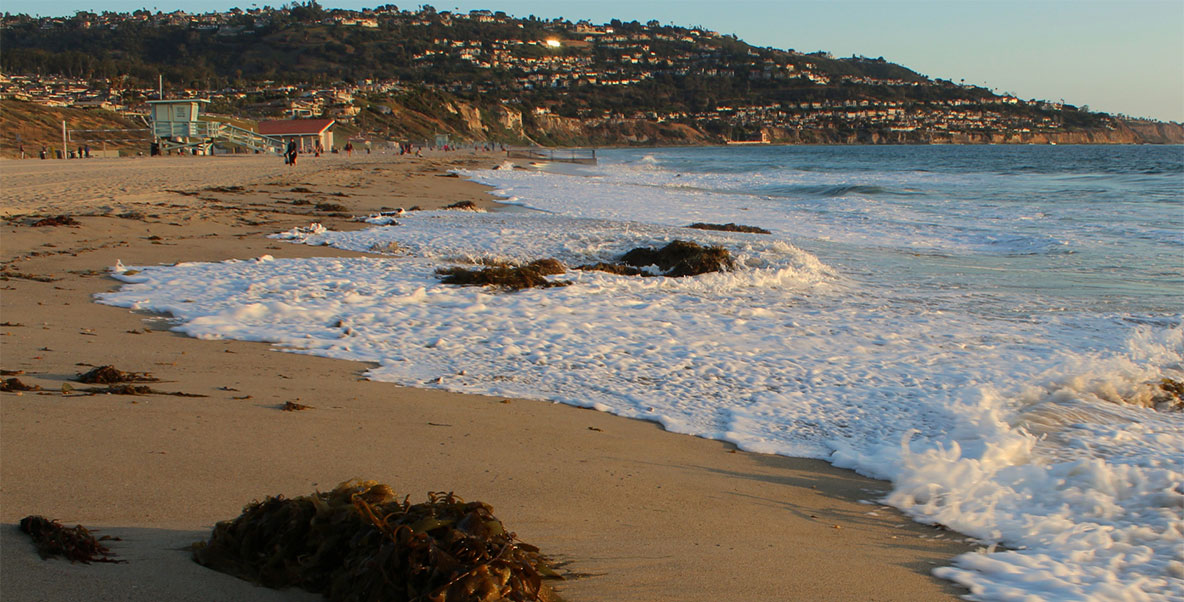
left=0, top=152, right=973, bottom=601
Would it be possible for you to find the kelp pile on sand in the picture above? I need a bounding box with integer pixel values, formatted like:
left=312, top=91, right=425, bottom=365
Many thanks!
left=30, top=215, right=81, bottom=227
left=67, top=364, right=205, bottom=396
left=193, top=480, right=562, bottom=602
left=19, top=515, right=122, bottom=563
left=438, top=259, right=570, bottom=291
left=76, top=365, right=158, bottom=384
left=2, top=377, right=41, bottom=392
left=580, top=240, right=735, bottom=278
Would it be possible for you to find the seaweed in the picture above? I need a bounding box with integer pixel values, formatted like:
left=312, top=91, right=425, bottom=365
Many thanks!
left=437, top=260, right=570, bottom=291
left=444, top=201, right=480, bottom=211
left=282, top=401, right=313, bottom=411
left=76, top=384, right=206, bottom=397
left=76, top=365, right=158, bottom=384
left=686, top=222, right=771, bottom=234
left=315, top=202, right=348, bottom=212
left=524, top=258, right=566, bottom=276
left=574, top=262, right=646, bottom=277
left=19, top=515, right=123, bottom=563
left=31, top=215, right=80, bottom=227
left=2, top=377, right=41, bottom=392
left=193, top=480, right=562, bottom=602
left=581, top=240, right=735, bottom=278
left=0, top=270, right=58, bottom=282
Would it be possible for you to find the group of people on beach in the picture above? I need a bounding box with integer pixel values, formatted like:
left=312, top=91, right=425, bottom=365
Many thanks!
left=281, top=139, right=365, bottom=166
left=30, top=144, right=91, bottom=160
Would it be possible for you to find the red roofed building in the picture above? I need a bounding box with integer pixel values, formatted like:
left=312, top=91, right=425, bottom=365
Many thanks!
left=258, top=118, right=336, bottom=152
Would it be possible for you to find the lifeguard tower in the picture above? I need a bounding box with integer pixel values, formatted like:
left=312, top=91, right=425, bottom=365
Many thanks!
left=148, top=99, right=285, bottom=155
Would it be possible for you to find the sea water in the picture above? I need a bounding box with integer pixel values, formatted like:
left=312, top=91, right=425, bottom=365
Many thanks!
left=98, top=145, right=1184, bottom=600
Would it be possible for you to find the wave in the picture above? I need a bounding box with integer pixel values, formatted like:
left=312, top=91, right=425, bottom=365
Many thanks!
left=754, top=183, right=907, bottom=198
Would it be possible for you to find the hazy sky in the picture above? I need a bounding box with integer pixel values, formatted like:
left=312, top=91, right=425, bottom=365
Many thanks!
left=7, top=0, right=1183, bottom=122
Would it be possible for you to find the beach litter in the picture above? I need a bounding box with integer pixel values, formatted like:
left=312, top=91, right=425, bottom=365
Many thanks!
left=192, top=480, right=562, bottom=602
left=19, top=515, right=123, bottom=564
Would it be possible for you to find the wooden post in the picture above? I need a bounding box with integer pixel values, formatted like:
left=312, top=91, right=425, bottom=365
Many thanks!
left=61, top=120, right=68, bottom=160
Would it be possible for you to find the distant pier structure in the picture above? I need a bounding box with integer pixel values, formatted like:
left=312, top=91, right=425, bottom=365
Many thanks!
left=148, top=99, right=284, bottom=155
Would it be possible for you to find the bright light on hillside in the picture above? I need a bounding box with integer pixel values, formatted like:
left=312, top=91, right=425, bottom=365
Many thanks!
left=545, top=38, right=562, bottom=48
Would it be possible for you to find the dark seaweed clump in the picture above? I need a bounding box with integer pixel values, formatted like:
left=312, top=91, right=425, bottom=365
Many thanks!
left=76, top=365, right=158, bottom=384
left=437, top=259, right=570, bottom=291
left=444, top=201, right=480, bottom=211
left=686, top=223, right=771, bottom=234
left=581, top=240, right=734, bottom=278
left=192, top=480, right=561, bottom=602
left=31, top=215, right=80, bottom=227
left=2, top=377, right=41, bottom=392
left=19, top=515, right=122, bottom=563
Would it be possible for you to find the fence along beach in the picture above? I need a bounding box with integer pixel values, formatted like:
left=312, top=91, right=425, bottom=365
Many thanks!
left=0, top=151, right=973, bottom=601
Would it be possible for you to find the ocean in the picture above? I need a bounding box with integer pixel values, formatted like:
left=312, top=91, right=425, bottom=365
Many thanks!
left=99, top=145, right=1184, bottom=600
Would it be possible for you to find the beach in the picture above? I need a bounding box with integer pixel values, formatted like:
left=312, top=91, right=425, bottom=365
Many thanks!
left=0, top=152, right=975, bottom=601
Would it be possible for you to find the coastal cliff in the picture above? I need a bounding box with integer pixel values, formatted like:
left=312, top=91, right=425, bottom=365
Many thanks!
left=406, top=101, right=1183, bottom=146
left=2, top=98, right=1180, bottom=158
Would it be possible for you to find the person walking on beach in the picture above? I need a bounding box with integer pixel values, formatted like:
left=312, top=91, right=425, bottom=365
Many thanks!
left=344, top=141, right=354, bottom=157
left=285, top=140, right=298, bottom=166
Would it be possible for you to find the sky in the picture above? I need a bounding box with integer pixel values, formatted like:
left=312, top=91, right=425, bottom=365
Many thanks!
left=6, top=0, right=1183, bottom=122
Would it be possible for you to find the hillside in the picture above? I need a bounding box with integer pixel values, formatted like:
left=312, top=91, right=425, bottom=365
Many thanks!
left=3, top=5, right=1179, bottom=147
left=0, top=101, right=147, bottom=157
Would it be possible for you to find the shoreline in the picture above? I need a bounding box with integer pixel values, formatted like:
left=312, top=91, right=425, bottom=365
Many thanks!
left=0, top=153, right=974, bottom=600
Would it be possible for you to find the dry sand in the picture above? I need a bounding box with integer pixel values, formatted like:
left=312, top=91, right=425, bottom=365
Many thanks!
left=0, top=152, right=974, bottom=601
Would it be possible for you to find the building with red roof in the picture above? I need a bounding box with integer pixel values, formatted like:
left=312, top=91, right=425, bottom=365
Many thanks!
left=258, top=118, right=336, bottom=152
